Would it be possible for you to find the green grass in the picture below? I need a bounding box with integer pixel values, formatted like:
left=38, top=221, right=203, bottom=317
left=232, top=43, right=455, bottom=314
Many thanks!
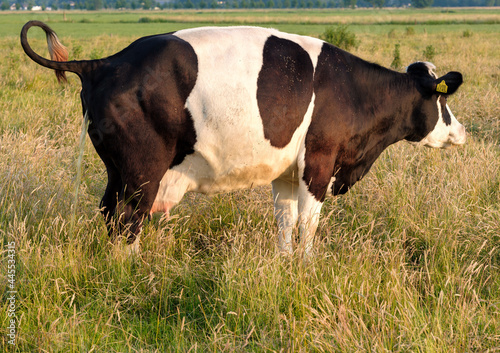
left=1, top=9, right=500, bottom=352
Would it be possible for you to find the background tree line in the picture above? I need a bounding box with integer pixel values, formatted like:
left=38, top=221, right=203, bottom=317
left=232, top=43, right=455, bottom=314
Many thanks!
left=1, top=0, right=498, bottom=12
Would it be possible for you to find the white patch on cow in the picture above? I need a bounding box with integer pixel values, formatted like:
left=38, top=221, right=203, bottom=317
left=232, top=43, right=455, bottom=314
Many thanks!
left=416, top=97, right=466, bottom=149
left=152, top=28, right=324, bottom=216
left=445, top=104, right=467, bottom=146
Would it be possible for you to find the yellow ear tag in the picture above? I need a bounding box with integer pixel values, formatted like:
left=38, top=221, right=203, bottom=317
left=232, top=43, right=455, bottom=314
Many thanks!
left=436, top=80, right=448, bottom=93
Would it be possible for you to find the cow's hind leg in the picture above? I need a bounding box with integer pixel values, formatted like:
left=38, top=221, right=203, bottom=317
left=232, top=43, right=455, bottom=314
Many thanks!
left=103, top=150, right=171, bottom=248
left=98, top=161, right=145, bottom=254
left=115, top=174, right=163, bottom=246
left=272, top=178, right=299, bottom=254
left=100, top=161, right=123, bottom=237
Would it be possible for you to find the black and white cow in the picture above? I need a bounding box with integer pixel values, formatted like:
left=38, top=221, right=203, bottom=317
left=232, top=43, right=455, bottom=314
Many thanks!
left=21, top=21, right=466, bottom=255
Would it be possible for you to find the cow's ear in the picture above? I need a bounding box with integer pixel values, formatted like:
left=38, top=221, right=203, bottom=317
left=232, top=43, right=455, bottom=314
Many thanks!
left=432, top=72, right=463, bottom=96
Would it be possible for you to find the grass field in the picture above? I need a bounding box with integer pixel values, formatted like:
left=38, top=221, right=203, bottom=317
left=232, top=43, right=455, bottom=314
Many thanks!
left=1, top=8, right=500, bottom=352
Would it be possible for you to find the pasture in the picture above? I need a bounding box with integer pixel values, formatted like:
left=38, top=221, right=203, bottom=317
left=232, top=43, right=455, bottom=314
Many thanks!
left=1, top=8, right=500, bottom=352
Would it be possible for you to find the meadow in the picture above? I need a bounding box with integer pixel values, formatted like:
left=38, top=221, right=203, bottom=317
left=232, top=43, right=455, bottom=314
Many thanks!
left=0, top=8, right=499, bottom=352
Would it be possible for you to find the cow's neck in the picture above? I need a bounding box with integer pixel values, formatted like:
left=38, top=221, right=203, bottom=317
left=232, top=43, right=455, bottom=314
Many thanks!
left=332, top=64, right=416, bottom=195
left=358, top=71, right=415, bottom=147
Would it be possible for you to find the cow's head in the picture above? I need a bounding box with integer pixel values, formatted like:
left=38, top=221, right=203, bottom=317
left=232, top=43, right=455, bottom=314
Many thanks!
left=406, top=62, right=466, bottom=148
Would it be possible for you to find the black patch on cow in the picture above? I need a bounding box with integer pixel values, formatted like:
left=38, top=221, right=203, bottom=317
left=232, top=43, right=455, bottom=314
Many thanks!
left=439, top=96, right=452, bottom=126
left=303, top=43, right=388, bottom=200
left=82, top=34, right=199, bottom=241
left=257, top=35, right=314, bottom=148
left=303, top=43, right=418, bottom=201
left=302, top=43, right=354, bottom=201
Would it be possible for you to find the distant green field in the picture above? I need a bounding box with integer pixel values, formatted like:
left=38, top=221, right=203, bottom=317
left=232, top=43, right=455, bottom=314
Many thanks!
left=1, top=8, right=500, bottom=39
left=1, top=8, right=500, bottom=353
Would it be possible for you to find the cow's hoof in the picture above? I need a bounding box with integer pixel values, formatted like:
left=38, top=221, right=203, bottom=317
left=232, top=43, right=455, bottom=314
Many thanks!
left=278, top=243, right=293, bottom=256
left=112, top=236, right=141, bottom=259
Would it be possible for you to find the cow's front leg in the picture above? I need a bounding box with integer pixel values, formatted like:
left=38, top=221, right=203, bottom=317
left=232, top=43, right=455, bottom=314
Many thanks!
left=272, top=178, right=299, bottom=254
left=297, top=180, right=324, bottom=257
left=297, top=151, right=332, bottom=257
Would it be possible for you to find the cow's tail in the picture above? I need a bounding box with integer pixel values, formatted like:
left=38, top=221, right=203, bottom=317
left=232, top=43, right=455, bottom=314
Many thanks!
left=21, top=21, right=86, bottom=83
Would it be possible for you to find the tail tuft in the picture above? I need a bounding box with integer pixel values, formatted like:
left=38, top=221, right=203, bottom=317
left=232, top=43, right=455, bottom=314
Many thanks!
left=46, top=31, right=69, bottom=83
